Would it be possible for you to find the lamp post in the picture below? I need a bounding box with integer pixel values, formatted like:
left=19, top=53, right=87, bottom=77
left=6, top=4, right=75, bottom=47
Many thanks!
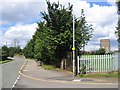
left=72, top=14, right=76, bottom=76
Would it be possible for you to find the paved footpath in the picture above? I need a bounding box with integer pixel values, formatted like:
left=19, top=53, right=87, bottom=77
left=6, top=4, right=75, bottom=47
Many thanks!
left=20, top=60, right=118, bottom=83
left=20, top=60, right=80, bottom=81
left=14, top=60, right=118, bottom=88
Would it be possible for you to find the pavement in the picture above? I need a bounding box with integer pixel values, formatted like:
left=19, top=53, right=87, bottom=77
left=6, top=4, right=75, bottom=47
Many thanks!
left=20, top=60, right=80, bottom=82
left=15, top=74, right=118, bottom=88
left=20, top=60, right=118, bottom=83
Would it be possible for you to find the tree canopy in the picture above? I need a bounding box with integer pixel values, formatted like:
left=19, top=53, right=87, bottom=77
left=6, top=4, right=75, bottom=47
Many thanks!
left=23, top=39, right=35, bottom=58
left=23, top=1, right=93, bottom=67
left=116, top=1, right=120, bottom=51
left=1, top=45, right=22, bottom=60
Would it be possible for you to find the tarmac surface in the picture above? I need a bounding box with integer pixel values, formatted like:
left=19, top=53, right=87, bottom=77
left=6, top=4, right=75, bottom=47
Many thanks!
left=21, top=60, right=118, bottom=83
left=1, top=56, right=25, bottom=88
left=21, top=60, right=80, bottom=81
left=14, top=60, right=118, bottom=88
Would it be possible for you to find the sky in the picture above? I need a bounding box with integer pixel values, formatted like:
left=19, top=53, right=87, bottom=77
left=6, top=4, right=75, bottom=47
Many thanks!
left=0, top=0, right=118, bottom=51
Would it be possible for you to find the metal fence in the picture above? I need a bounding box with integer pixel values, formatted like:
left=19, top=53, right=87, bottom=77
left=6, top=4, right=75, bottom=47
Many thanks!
left=77, top=54, right=119, bottom=74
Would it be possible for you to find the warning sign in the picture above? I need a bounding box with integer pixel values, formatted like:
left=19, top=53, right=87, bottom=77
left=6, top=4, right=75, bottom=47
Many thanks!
left=72, top=47, right=75, bottom=51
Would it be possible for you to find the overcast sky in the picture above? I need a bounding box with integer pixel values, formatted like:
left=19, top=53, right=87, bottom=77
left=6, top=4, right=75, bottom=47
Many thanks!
left=0, top=0, right=118, bottom=51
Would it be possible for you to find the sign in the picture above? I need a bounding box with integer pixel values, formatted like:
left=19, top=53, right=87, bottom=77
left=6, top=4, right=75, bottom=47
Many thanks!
left=72, top=47, right=75, bottom=51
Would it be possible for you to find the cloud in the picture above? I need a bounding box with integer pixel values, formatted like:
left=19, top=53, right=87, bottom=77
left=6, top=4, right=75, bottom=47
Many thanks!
left=107, top=0, right=116, bottom=6
left=1, top=1, right=47, bottom=26
left=3, top=23, right=38, bottom=48
left=53, top=0, right=118, bottom=51
left=1, top=0, right=118, bottom=51
left=0, top=30, right=3, bottom=47
left=84, top=4, right=118, bottom=51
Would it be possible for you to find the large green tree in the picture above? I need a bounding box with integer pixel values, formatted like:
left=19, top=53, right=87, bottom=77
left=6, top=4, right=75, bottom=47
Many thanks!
left=116, top=1, right=120, bottom=51
left=1, top=45, right=9, bottom=60
left=9, top=46, right=22, bottom=57
left=34, top=22, right=56, bottom=64
left=32, top=1, right=93, bottom=67
left=23, top=39, right=35, bottom=58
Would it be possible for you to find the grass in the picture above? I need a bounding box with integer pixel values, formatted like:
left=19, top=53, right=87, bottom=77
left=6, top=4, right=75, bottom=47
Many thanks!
left=42, top=65, right=56, bottom=70
left=0, top=60, right=12, bottom=64
left=79, top=72, right=119, bottom=78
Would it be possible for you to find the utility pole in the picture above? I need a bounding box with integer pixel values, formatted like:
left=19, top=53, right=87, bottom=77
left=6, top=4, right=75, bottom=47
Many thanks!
left=72, top=14, right=76, bottom=76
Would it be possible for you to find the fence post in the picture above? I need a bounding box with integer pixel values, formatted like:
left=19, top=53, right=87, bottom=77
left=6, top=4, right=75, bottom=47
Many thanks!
left=86, top=55, right=87, bottom=73
left=89, top=55, right=91, bottom=73
left=108, top=54, right=110, bottom=72
left=112, top=54, right=115, bottom=71
left=77, top=56, right=80, bottom=74
left=101, top=55, right=105, bottom=72
left=103, top=55, right=105, bottom=72
left=114, top=52, right=119, bottom=71
left=93, top=55, right=95, bottom=73
left=101, top=55, right=103, bottom=73
left=98, top=55, right=100, bottom=73
left=95, top=55, right=97, bottom=73
left=105, top=55, right=107, bottom=73
left=100, top=55, right=101, bottom=73
left=87, top=56, right=89, bottom=73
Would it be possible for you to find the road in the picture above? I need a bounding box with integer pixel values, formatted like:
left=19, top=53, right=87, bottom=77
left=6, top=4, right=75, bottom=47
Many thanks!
left=1, top=56, right=25, bottom=89
left=15, top=75, right=118, bottom=88
left=0, top=56, right=118, bottom=89
left=0, top=61, right=2, bottom=90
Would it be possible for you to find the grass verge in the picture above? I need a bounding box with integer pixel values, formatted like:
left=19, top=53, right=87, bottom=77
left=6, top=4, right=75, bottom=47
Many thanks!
left=42, top=65, right=56, bottom=70
left=79, top=72, right=119, bottom=78
left=0, top=60, right=12, bottom=64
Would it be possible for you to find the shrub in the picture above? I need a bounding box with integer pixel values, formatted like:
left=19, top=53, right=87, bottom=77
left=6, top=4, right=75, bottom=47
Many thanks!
left=42, top=65, right=55, bottom=70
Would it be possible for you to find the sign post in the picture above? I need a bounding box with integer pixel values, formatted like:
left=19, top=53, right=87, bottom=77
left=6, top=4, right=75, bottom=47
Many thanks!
left=72, top=15, right=76, bottom=76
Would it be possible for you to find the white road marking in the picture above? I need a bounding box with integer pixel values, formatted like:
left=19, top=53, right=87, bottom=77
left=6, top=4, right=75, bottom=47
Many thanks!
left=11, top=75, right=20, bottom=89
left=23, top=70, right=28, bottom=71
left=17, top=75, right=20, bottom=80
left=73, top=79, right=81, bottom=82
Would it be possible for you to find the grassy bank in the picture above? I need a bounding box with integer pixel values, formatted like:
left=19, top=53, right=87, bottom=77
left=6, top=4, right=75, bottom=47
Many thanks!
left=0, top=60, right=12, bottom=64
left=79, top=72, right=119, bottom=78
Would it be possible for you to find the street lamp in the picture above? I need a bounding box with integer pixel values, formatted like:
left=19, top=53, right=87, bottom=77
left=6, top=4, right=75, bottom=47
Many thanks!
left=72, top=14, right=76, bottom=76
left=68, top=7, right=76, bottom=76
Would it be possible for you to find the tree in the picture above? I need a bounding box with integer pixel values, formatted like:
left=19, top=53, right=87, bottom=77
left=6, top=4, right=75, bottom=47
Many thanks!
left=9, top=46, right=22, bottom=57
left=34, top=1, right=93, bottom=66
left=24, top=1, right=93, bottom=67
left=1, top=45, right=9, bottom=60
left=75, top=9, right=93, bottom=55
left=23, top=39, right=35, bottom=58
left=1, top=45, right=22, bottom=60
left=95, top=48, right=105, bottom=55
left=116, top=1, right=120, bottom=51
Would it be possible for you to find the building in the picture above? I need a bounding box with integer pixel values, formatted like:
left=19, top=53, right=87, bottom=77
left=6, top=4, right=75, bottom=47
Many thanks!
left=100, top=39, right=110, bottom=53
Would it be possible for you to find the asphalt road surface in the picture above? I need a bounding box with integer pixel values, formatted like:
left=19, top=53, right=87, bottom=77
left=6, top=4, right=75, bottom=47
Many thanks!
left=15, top=73, right=118, bottom=88
left=1, top=56, right=25, bottom=89
left=1, top=56, right=118, bottom=89
left=14, top=59, right=118, bottom=89
left=0, top=61, right=2, bottom=90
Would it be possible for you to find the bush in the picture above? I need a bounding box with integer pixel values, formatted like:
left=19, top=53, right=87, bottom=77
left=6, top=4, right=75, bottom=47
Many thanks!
left=95, top=48, right=105, bottom=55
left=1, top=45, right=9, bottom=59
left=80, top=64, right=86, bottom=74
left=42, top=65, right=55, bottom=70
